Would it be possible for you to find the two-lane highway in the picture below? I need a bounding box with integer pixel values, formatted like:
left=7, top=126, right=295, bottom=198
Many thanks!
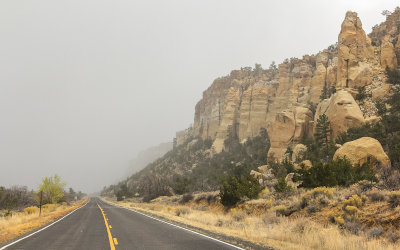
left=2, top=198, right=242, bottom=250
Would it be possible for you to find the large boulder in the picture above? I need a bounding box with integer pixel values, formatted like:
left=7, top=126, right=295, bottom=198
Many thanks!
left=295, top=160, right=312, bottom=170
left=250, top=169, right=277, bottom=189
left=314, top=90, right=364, bottom=139
left=371, top=83, right=392, bottom=100
left=333, top=137, right=391, bottom=168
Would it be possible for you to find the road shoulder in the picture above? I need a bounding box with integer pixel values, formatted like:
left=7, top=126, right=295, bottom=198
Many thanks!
left=100, top=198, right=272, bottom=250
left=0, top=198, right=88, bottom=248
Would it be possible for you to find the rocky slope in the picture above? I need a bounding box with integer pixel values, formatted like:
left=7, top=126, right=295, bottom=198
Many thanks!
left=176, top=8, right=400, bottom=159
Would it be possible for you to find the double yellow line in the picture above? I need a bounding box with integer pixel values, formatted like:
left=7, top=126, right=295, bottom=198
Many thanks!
left=97, top=203, right=118, bottom=250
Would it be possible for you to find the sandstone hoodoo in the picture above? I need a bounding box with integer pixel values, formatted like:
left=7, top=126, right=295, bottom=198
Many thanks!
left=333, top=137, right=391, bottom=169
left=337, top=11, right=375, bottom=88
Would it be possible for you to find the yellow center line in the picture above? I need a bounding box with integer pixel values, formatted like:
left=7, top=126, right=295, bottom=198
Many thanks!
left=113, top=238, right=119, bottom=245
left=97, top=203, right=116, bottom=250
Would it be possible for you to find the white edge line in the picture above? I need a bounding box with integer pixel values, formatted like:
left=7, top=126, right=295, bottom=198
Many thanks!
left=0, top=198, right=90, bottom=250
left=100, top=198, right=245, bottom=250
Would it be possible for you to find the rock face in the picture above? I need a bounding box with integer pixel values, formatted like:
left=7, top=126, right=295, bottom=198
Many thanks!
left=314, top=90, right=364, bottom=139
left=175, top=128, right=193, bottom=146
left=380, top=35, right=398, bottom=69
left=238, top=85, right=269, bottom=141
left=212, top=89, right=240, bottom=153
left=268, top=107, right=313, bottom=159
left=337, top=11, right=375, bottom=88
left=333, top=137, right=391, bottom=168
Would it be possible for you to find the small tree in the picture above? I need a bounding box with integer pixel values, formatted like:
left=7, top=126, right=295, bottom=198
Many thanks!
left=37, top=175, right=66, bottom=204
left=269, top=61, right=277, bottom=70
left=355, top=86, right=370, bottom=102
left=220, top=175, right=261, bottom=207
left=315, top=114, right=331, bottom=147
left=274, top=177, right=292, bottom=193
left=329, top=86, right=336, bottom=96
left=320, top=85, right=329, bottom=100
left=254, top=63, right=263, bottom=74
left=381, top=10, right=391, bottom=16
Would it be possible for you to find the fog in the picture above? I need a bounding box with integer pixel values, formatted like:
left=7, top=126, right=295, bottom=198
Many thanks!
left=0, top=0, right=398, bottom=193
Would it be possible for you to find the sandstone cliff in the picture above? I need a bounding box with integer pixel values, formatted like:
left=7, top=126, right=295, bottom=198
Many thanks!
left=183, top=8, right=400, bottom=159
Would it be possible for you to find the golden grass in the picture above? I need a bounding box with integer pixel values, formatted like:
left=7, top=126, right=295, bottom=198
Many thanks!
left=103, top=195, right=400, bottom=250
left=0, top=199, right=88, bottom=243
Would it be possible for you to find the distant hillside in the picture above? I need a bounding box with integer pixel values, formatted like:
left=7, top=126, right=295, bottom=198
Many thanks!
left=125, top=142, right=173, bottom=176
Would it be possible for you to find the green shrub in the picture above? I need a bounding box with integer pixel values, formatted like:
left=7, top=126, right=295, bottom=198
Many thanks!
left=355, top=86, right=370, bottom=102
left=172, top=176, right=191, bottom=195
left=295, top=158, right=377, bottom=188
left=386, top=67, right=400, bottom=85
left=268, top=158, right=295, bottom=179
left=274, top=177, right=292, bottom=193
left=219, top=175, right=261, bottom=207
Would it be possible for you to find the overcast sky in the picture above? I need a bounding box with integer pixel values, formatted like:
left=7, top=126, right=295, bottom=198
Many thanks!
left=0, top=0, right=398, bottom=193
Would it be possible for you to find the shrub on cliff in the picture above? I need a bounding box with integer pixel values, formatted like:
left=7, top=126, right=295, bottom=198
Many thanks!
left=386, top=67, right=400, bottom=85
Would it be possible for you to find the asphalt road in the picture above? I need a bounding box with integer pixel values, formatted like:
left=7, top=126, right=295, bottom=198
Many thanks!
left=2, top=197, right=242, bottom=250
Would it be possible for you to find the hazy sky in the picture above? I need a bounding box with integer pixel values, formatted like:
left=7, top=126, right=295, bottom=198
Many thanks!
left=0, top=0, right=398, bottom=193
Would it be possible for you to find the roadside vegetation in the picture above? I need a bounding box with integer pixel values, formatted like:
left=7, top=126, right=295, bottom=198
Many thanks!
left=0, top=175, right=87, bottom=243
left=103, top=185, right=400, bottom=250
left=0, top=199, right=87, bottom=243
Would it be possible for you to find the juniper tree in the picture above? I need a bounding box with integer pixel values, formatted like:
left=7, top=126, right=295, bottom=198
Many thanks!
left=320, top=85, right=329, bottom=100
left=315, top=114, right=331, bottom=147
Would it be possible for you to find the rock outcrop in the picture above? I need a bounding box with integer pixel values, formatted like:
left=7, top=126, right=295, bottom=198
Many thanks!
left=295, top=160, right=312, bottom=170
left=314, top=90, right=364, bottom=139
left=337, top=11, right=375, bottom=88
left=380, top=35, right=398, bottom=69
left=250, top=168, right=278, bottom=190
left=333, top=137, right=391, bottom=168
left=186, top=8, right=398, bottom=161
left=268, top=107, right=313, bottom=159
left=396, top=34, right=400, bottom=65
left=212, top=89, right=240, bottom=153
left=238, top=85, right=269, bottom=141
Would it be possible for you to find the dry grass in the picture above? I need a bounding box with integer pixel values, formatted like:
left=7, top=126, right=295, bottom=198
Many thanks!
left=103, top=188, right=400, bottom=250
left=0, top=199, right=88, bottom=243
